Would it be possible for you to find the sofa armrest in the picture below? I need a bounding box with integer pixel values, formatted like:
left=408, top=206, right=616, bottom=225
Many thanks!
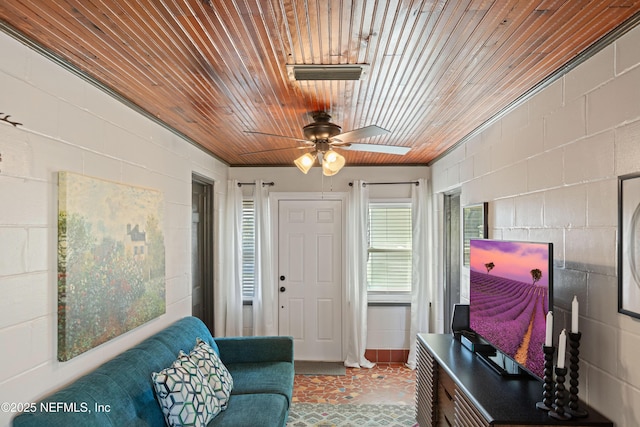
left=215, top=336, right=293, bottom=365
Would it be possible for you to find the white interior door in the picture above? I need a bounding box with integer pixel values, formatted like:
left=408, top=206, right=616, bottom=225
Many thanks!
left=278, top=199, right=342, bottom=361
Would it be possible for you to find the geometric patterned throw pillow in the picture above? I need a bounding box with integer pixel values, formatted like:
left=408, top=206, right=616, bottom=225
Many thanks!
left=152, top=353, right=221, bottom=427
left=189, top=338, right=234, bottom=410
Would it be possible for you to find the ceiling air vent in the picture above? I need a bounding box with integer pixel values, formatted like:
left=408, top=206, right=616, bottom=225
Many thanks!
left=287, top=64, right=369, bottom=81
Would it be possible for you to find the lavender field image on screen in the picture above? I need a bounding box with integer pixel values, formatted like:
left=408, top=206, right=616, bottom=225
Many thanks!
left=469, top=240, right=551, bottom=379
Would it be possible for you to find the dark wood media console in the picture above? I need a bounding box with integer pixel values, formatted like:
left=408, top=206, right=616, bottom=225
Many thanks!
left=416, top=334, right=614, bottom=427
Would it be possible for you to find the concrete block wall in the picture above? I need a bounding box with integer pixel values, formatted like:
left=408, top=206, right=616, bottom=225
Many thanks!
left=0, top=31, right=227, bottom=427
left=431, top=23, right=640, bottom=426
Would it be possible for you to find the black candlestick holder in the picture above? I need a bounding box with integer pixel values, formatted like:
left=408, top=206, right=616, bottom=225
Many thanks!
left=549, top=366, right=571, bottom=420
left=536, top=345, right=555, bottom=411
left=567, top=331, right=588, bottom=418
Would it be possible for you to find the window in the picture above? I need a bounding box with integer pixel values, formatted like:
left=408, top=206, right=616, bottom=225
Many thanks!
left=241, top=199, right=255, bottom=300
left=367, top=203, right=412, bottom=294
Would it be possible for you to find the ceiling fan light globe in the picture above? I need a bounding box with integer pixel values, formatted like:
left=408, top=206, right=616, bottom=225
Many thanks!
left=294, top=152, right=317, bottom=174
left=322, top=151, right=345, bottom=176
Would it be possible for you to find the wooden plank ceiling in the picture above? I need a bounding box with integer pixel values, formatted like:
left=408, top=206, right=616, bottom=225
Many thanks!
left=1, top=1, right=639, bottom=167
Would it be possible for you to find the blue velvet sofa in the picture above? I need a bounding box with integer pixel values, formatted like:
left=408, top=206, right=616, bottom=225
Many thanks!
left=12, top=316, right=294, bottom=427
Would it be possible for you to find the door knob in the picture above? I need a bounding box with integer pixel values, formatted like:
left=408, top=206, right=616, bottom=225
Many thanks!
left=280, top=286, right=286, bottom=292
left=280, top=275, right=286, bottom=281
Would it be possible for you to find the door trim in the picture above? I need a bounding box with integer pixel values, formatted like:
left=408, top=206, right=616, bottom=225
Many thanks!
left=270, top=192, right=348, bottom=360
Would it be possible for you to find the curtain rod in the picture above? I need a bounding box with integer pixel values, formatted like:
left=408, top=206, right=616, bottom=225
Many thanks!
left=348, top=181, right=419, bottom=187
left=237, top=181, right=275, bottom=187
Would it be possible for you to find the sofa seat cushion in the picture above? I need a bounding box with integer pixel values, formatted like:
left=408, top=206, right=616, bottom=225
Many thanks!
left=207, top=393, right=288, bottom=427
left=225, top=362, right=294, bottom=404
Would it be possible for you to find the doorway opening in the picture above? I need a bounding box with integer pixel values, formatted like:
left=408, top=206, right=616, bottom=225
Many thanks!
left=443, top=192, right=461, bottom=333
left=192, top=175, right=215, bottom=332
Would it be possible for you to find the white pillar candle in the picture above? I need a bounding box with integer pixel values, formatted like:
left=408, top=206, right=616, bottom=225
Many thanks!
left=545, top=311, right=553, bottom=347
left=571, top=295, right=579, bottom=333
left=557, top=329, right=567, bottom=369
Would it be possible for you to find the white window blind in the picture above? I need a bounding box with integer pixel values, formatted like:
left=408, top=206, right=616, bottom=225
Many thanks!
left=242, top=199, right=255, bottom=299
left=367, top=203, right=412, bottom=293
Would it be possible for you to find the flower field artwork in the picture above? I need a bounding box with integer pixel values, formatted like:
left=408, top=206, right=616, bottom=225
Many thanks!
left=57, top=172, right=166, bottom=361
left=469, top=240, right=551, bottom=379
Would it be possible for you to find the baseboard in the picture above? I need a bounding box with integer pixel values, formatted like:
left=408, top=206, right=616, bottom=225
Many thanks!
left=364, top=348, right=409, bottom=363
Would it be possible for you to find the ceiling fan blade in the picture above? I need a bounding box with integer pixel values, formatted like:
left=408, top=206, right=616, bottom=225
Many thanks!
left=340, top=143, right=411, bottom=155
left=240, top=146, right=310, bottom=156
left=331, top=125, right=390, bottom=143
left=244, top=130, right=311, bottom=144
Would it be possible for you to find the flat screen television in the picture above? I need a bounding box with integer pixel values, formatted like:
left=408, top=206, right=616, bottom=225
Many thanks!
left=469, top=239, right=553, bottom=380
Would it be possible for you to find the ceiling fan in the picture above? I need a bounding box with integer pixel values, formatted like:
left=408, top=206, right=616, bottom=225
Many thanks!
left=244, top=112, right=410, bottom=176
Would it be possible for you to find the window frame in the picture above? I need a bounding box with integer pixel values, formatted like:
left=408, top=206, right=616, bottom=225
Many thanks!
left=367, top=199, right=413, bottom=304
left=241, top=197, right=255, bottom=301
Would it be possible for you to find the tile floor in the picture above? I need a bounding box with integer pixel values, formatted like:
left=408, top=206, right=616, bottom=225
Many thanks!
left=292, top=363, right=416, bottom=405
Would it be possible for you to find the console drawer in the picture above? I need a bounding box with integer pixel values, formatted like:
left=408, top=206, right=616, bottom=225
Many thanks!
left=438, top=366, right=456, bottom=426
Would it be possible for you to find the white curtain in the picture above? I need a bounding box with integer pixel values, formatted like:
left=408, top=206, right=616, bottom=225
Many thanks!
left=406, top=178, right=435, bottom=369
left=253, top=180, right=277, bottom=336
left=344, top=181, right=375, bottom=368
left=216, top=179, right=244, bottom=337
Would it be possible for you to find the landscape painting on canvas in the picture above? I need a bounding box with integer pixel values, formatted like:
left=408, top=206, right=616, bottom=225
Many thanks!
left=57, top=172, right=165, bottom=361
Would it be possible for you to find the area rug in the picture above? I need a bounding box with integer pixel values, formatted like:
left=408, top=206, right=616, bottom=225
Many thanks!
left=286, top=403, right=417, bottom=427
left=294, top=361, right=346, bottom=376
